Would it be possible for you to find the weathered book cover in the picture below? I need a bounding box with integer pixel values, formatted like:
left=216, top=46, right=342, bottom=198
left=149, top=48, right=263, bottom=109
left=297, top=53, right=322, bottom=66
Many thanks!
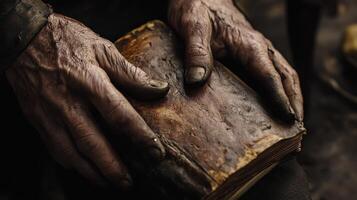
left=114, top=20, right=305, bottom=200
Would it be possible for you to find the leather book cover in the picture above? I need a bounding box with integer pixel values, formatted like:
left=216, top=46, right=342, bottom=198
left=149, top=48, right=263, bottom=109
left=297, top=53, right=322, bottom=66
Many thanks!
left=114, top=20, right=305, bottom=200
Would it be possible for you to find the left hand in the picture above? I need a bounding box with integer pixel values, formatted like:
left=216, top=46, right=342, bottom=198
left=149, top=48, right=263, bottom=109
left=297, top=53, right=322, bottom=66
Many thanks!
left=168, top=0, right=303, bottom=122
left=5, top=14, right=168, bottom=189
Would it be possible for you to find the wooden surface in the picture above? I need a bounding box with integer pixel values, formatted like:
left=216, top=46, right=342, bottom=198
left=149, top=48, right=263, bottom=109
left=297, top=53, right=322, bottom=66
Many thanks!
left=115, top=20, right=304, bottom=199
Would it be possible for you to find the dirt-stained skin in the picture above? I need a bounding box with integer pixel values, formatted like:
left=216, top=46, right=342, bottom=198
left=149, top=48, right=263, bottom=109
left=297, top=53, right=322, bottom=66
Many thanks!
left=168, top=0, right=303, bottom=121
left=5, top=14, right=169, bottom=189
left=3, top=0, right=304, bottom=192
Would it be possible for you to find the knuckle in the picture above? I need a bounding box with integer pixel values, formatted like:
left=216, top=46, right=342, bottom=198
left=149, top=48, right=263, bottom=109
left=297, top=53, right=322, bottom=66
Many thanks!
left=121, top=62, right=148, bottom=81
left=71, top=119, right=87, bottom=133
left=76, top=133, right=100, bottom=153
left=244, top=31, right=267, bottom=50
left=102, top=159, right=121, bottom=177
left=270, top=72, right=281, bottom=81
left=281, top=64, right=299, bottom=79
left=251, top=30, right=266, bottom=41
left=264, top=37, right=273, bottom=47
left=262, top=70, right=280, bottom=83
left=180, top=14, right=194, bottom=28
left=104, top=44, right=125, bottom=66
left=106, top=100, right=127, bottom=124
left=187, top=43, right=209, bottom=57
left=289, top=68, right=299, bottom=78
left=242, top=38, right=265, bottom=55
left=86, top=69, right=111, bottom=96
left=94, top=67, right=111, bottom=82
left=181, top=15, right=208, bottom=33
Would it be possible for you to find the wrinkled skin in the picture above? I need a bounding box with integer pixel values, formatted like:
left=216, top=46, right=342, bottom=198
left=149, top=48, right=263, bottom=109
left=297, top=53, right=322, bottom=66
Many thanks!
left=4, top=0, right=303, bottom=192
left=5, top=14, right=169, bottom=189
left=169, top=0, right=304, bottom=121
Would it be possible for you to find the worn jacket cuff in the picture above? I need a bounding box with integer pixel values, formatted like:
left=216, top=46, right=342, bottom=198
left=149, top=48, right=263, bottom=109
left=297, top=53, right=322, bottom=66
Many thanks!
left=0, top=0, right=52, bottom=70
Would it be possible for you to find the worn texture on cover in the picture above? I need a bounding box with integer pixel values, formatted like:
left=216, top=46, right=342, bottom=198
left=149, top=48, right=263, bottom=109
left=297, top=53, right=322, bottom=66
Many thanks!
left=114, top=20, right=305, bottom=199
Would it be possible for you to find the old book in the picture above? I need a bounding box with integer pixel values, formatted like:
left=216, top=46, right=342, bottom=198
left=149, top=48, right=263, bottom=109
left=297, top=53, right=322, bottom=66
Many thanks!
left=114, top=21, right=305, bottom=200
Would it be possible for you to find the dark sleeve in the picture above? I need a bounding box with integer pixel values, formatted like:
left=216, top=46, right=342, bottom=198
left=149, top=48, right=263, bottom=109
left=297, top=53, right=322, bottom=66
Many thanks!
left=241, top=157, right=311, bottom=200
left=0, top=0, right=52, bottom=69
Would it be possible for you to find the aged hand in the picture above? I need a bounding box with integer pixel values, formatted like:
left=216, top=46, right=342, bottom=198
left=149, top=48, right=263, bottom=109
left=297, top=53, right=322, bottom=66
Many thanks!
left=5, top=14, right=169, bottom=189
left=168, top=0, right=303, bottom=121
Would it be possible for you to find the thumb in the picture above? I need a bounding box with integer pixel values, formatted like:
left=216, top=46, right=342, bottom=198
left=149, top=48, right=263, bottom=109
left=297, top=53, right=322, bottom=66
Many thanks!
left=95, top=43, right=169, bottom=100
left=180, top=13, right=213, bottom=85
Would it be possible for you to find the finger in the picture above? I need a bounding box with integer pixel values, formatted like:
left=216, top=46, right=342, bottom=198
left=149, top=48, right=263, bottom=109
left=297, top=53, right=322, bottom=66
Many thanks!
left=269, top=48, right=304, bottom=121
left=45, top=93, right=133, bottom=189
left=78, top=66, right=165, bottom=163
left=94, top=43, right=169, bottom=100
left=232, top=43, right=295, bottom=121
left=180, top=13, right=213, bottom=85
left=33, top=105, right=106, bottom=186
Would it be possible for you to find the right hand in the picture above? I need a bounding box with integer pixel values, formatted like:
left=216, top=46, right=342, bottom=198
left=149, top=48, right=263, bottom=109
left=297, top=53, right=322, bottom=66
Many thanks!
left=168, top=0, right=303, bottom=122
left=5, top=14, right=169, bottom=189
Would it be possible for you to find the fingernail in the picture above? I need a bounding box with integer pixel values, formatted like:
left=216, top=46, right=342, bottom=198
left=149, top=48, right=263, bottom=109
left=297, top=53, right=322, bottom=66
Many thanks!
left=149, top=79, right=168, bottom=89
left=185, top=66, right=206, bottom=84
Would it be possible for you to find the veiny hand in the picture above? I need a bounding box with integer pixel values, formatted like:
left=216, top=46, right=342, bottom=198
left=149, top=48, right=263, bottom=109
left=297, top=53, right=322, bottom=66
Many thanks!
left=5, top=14, right=169, bottom=189
left=168, top=0, right=303, bottom=121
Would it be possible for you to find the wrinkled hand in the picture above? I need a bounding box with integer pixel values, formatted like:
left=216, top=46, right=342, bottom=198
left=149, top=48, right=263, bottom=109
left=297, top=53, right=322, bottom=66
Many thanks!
left=169, top=0, right=303, bottom=121
left=5, top=14, right=169, bottom=189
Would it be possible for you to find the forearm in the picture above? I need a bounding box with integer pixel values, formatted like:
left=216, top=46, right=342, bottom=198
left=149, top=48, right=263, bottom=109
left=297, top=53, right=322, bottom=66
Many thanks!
left=0, top=0, right=52, bottom=69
